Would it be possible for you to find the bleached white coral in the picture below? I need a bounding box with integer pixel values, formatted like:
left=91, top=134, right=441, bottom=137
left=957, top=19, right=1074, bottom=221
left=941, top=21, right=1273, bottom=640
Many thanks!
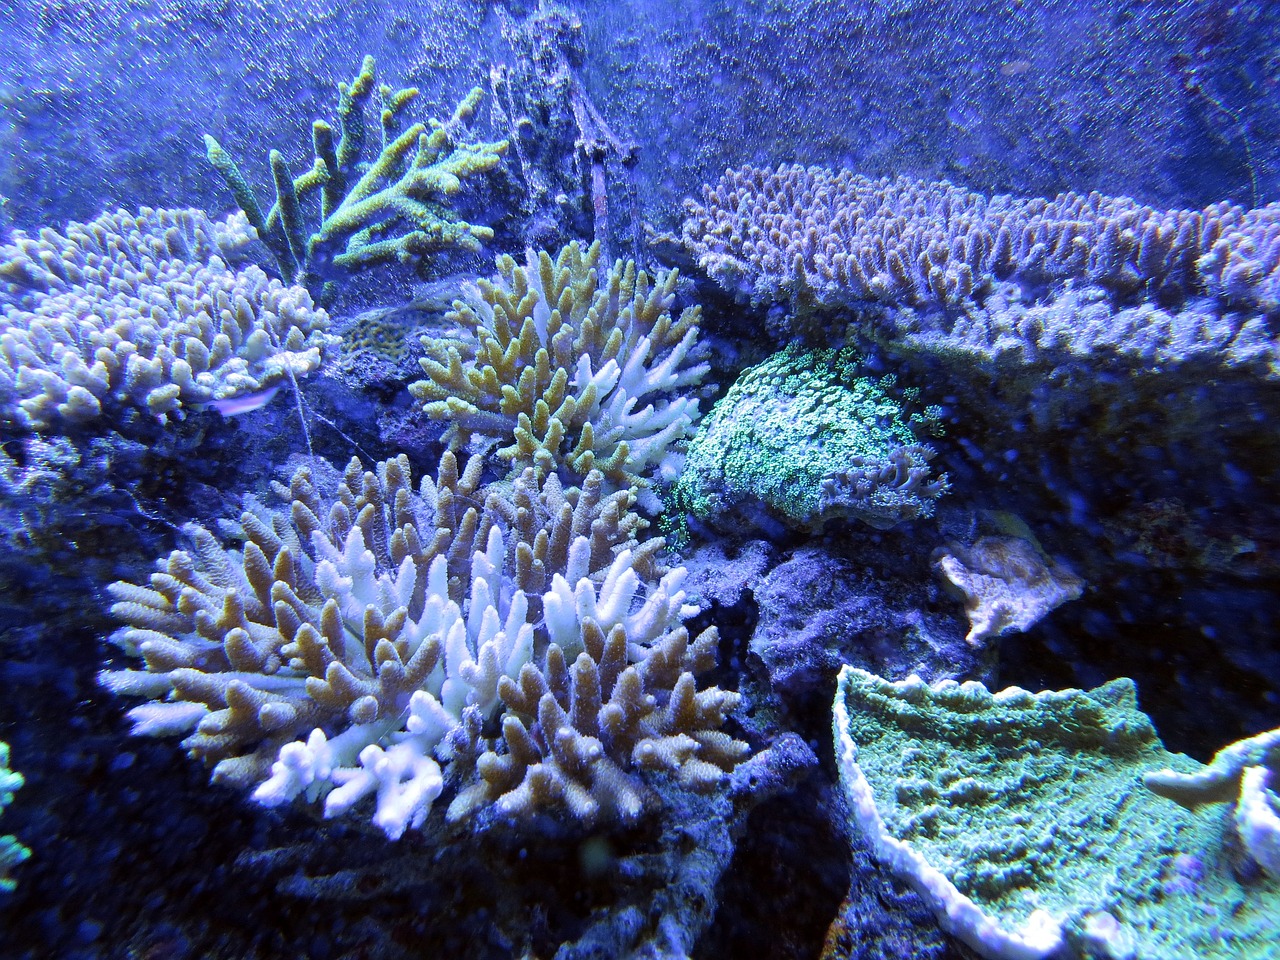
left=251, top=535, right=535, bottom=840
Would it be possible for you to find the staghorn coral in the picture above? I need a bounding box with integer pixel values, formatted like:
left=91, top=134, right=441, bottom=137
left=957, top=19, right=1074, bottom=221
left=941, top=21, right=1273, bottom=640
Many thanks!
left=683, top=164, right=1280, bottom=317
left=205, top=55, right=508, bottom=295
left=0, top=741, right=29, bottom=894
left=101, top=451, right=746, bottom=838
left=671, top=343, right=946, bottom=534
left=0, top=207, right=334, bottom=431
left=834, top=667, right=1280, bottom=960
left=411, top=240, right=708, bottom=489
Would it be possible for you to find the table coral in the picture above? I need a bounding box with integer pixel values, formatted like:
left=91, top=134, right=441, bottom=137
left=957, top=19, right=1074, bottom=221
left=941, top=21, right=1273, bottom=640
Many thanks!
left=671, top=343, right=946, bottom=533
left=0, top=207, right=334, bottom=431
left=205, top=55, right=508, bottom=295
left=833, top=666, right=1280, bottom=960
left=411, top=240, right=708, bottom=490
left=684, top=164, right=1280, bottom=317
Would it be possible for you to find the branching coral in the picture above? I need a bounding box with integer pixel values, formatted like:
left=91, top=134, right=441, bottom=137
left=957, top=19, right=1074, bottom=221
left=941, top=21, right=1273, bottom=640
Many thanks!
left=205, top=55, right=508, bottom=294
left=672, top=343, right=946, bottom=533
left=0, top=207, right=334, bottom=431
left=101, top=452, right=747, bottom=838
left=683, top=164, right=1280, bottom=316
left=410, top=240, right=708, bottom=489
left=446, top=590, right=747, bottom=826
left=0, top=741, right=29, bottom=893
left=886, top=281, right=1280, bottom=377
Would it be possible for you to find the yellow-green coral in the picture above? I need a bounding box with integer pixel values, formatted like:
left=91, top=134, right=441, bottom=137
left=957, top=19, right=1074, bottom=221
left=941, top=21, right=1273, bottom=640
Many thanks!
left=410, top=241, right=708, bottom=488
left=205, top=55, right=508, bottom=294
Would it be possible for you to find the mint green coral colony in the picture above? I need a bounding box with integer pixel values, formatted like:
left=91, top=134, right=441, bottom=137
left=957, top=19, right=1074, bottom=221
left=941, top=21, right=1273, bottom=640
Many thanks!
left=672, top=343, right=947, bottom=533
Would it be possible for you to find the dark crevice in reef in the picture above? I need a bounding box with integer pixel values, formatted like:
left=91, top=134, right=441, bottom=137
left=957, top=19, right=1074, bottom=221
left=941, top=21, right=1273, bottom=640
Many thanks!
left=696, top=775, right=849, bottom=960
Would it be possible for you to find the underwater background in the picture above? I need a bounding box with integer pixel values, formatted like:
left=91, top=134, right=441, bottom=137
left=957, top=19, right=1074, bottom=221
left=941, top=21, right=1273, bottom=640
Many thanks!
left=0, top=0, right=1278, bottom=957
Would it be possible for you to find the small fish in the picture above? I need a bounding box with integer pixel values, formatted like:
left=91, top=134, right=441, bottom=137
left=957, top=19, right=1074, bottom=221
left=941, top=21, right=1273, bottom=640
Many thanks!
left=197, top=384, right=283, bottom=417
left=1000, top=59, right=1032, bottom=77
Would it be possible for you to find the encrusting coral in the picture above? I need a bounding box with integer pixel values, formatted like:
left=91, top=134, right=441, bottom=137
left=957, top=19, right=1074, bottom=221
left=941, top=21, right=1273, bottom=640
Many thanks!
left=410, top=240, right=709, bottom=490
left=684, top=163, right=1280, bottom=317
left=833, top=666, right=1280, bottom=960
left=0, top=207, right=334, bottom=431
left=100, top=451, right=748, bottom=839
left=205, top=55, right=508, bottom=295
left=671, top=343, right=947, bottom=533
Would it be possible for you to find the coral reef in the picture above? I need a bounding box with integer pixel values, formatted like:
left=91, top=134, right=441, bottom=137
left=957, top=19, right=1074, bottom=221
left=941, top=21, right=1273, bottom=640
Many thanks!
left=205, top=55, right=509, bottom=294
left=0, top=207, right=334, bottom=432
left=683, top=164, right=1280, bottom=318
left=0, top=741, right=28, bottom=894
left=834, top=667, right=1280, bottom=960
left=932, top=536, right=1084, bottom=646
left=671, top=343, right=947, bottom=533
left=411, top=240, right=708, bottom=489
left=100, top=452, right=747, bottom=838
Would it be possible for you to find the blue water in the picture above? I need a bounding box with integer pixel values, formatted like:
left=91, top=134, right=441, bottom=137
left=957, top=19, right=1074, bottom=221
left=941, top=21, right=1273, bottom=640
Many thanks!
left=0, top=1, right=1277, bottom=957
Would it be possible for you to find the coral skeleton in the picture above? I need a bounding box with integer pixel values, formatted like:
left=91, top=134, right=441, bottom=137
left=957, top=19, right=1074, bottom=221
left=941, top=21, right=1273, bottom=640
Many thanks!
left=0, top=207, right=334, bottom=431
left=101, top=452, right=747, bottom=838
left=411, top=240, right=708, bottom=489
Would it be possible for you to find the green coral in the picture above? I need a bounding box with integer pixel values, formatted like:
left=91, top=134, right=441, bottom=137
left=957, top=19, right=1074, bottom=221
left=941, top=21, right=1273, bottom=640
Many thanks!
left=0, top=741, right=29, bottom=893
left=834, top=667, right=1280, bottom=960
left=671, top=343, right=945, bottom=533
left=204, top=55, right=508, bottom=296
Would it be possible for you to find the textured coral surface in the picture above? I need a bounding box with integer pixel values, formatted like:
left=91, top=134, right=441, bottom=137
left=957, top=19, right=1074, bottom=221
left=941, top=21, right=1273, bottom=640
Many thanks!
left=673, top=343, right=946, bottom=531
left=835, top=667, right=1280, bottom=960
left=0, top=208, right=334, bottom=431
left=412, top=241, right=708, bottom=487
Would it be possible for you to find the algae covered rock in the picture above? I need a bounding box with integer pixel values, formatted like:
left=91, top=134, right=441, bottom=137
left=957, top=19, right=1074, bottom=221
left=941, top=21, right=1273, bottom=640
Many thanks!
left=671, top=343, right=946, bottom=534
left=833, top=666, right=1280, bottom=960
